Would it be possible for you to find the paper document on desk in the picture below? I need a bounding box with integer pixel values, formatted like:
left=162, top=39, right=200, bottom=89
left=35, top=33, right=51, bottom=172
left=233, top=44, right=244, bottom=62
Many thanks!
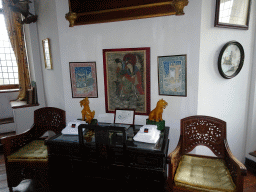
left=110, top=123, right=130, bottom=130
left=133, top=125, right=160, bottom=144
left=61, top=120, right=86, bottom=135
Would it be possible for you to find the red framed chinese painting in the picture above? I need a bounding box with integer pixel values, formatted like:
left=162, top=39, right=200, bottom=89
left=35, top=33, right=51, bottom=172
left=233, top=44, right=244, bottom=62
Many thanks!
left=103, top=47, right=150, bottom=115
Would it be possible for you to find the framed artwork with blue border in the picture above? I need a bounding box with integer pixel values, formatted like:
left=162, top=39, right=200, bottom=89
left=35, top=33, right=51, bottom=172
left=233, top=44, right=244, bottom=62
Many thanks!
left=158, top=54, right=187, bottom=97
left=69, top=62, right=98, bottom=98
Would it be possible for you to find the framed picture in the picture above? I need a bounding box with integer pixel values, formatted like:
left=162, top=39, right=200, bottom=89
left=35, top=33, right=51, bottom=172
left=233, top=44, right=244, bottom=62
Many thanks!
left=42, top=38, right=53, bottom=69
left=218, top=41, right=244, bottom=79
left=158, top=55, right=187, bottom=97
left=103, top=47, right=150, bottom=115
left=214, top=0, right=251, bottom=30
left=69, top=62, right=98, bottom=98
left=114, top=109, right=135, bottom=125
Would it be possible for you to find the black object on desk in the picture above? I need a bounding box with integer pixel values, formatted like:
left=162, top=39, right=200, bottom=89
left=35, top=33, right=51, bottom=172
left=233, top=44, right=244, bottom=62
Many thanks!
left=45, top=123, right=169, bottom=191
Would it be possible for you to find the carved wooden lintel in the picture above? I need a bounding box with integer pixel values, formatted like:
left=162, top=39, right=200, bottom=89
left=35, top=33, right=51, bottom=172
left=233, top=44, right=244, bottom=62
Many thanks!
left=65, top=12, right=77, bottom=27
left=171, top=0, right=189, bottom=15
left=65, top=0, right=189, bottom=27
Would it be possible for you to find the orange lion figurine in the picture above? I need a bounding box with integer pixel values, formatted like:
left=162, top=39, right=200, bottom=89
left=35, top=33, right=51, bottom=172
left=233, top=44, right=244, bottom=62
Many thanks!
left=80, top=97, right=95, bottom=124
left=148, top=99, right=168, bottom=122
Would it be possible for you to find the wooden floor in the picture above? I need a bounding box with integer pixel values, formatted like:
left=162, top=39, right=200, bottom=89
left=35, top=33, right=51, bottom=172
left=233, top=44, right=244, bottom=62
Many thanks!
left=1, top=132, right=256, bottom=192
left=243, top=170, right=256, bottom=192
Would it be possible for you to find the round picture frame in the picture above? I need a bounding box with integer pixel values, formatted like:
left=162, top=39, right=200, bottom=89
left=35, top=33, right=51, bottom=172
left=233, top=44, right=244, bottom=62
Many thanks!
left=218, top=41, right=244, bottom=79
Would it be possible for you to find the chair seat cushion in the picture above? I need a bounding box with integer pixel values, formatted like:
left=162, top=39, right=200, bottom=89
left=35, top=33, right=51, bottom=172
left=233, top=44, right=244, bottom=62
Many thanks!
left=174, top=155, right=236, bottom=192
left=8, top=140, right=48, bottom=162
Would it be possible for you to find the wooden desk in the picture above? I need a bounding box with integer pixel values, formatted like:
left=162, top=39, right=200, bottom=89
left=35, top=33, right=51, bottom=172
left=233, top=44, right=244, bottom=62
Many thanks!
left=45, top=124, right=169, bottom=191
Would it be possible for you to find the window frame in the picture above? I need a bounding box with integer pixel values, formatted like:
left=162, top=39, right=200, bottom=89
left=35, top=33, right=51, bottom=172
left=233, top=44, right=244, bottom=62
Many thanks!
left=0, top=84, right=19, bottom=90
left=0, top=4, right=20, bottom=90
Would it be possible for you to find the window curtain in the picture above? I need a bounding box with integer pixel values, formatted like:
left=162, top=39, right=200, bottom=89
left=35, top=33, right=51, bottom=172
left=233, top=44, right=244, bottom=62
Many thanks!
left=2, top=0, right=30, bottom=101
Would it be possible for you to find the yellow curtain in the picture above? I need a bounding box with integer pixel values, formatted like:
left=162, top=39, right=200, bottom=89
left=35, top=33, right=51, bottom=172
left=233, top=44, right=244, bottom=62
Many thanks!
left=2, top=0, right=30, bottom=101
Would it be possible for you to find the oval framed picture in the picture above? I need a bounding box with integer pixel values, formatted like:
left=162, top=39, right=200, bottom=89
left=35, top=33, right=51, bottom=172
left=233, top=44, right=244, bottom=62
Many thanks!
left=218, top=41, right=244, bottom=79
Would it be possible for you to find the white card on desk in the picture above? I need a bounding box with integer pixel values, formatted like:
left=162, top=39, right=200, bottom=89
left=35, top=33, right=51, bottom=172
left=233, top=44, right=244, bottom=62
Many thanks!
left=97, top=114, right=114, bottom=124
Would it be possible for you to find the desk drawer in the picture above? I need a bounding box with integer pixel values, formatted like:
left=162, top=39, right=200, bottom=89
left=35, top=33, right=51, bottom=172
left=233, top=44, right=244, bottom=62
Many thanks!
left=127, top=166, right=166, bottom=183
left=48, top=144, right=73, bottom=157
left=128, top=152, right=165, bottom=169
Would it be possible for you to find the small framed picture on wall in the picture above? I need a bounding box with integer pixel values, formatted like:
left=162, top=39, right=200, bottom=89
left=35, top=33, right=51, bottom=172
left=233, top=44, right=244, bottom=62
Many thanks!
left=214, top=0, right=251, bottom=30
left=69, top=62, right=98, bottom=98
left=158, top=54, right=187, bottom=97
left=42, top=38, right=53, bottom=69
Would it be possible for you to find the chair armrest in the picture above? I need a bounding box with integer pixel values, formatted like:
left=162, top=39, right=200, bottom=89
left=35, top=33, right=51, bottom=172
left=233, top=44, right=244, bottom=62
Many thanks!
left=224, top=139, right=247, bottom=192
left=1, top=124, right=36, bottom=157
left=167, top=137, right=182, bottom=181
left=1, top=121, right=66, bottom=157
left=224, top=140, right=247, bottom=176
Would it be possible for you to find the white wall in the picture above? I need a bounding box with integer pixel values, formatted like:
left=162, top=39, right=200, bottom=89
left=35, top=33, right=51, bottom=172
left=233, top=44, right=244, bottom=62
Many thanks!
left=197, top=1, right=256, bottom=162
left=32, top=0, right=256, bottom=162
left=24, top=0, right=46, bottom=109
left=0, top=92, right=17, bottom=119
left=13, top=105, right=41, bottom=134
left=34, top=0, right=65, bottom=110
left=246, top=3, right=256, bottom=162
left=43, top=0, right=202, bottom=152
left=0, top=92, right=18, bottom=133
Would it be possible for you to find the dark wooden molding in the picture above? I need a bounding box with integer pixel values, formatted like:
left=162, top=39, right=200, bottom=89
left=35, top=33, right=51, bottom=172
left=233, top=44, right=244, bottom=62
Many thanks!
left=0, top=85, right=19, bottom=90
left=0, top=89, right=19, bottom=94
left=66, top=0, right=189, bottom=27
left=10, top=100, right=39, bottom=109
left=249, top=151, right=256, bottom=158
left=0, top=118, right=14, bottom=125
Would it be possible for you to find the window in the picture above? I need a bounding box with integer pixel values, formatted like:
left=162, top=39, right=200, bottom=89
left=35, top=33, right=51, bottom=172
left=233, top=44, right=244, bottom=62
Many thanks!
left=219, top=0, right=234, bottom=23
left=0, top=0, right=19, bottom=90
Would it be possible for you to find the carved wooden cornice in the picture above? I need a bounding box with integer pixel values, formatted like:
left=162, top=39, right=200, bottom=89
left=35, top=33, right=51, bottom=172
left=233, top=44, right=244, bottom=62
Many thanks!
left=171, top=0, right=189, bottom=15
left=65, top=0, right=189, bottom=27
left=65, top=12, right=77, bottom=27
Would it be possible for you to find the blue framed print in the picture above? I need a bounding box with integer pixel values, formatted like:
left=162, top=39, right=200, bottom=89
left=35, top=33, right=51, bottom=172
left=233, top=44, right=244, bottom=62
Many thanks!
left=158, top=55, right=187, bottom=97
left=69, top=62, right=98, bottom=98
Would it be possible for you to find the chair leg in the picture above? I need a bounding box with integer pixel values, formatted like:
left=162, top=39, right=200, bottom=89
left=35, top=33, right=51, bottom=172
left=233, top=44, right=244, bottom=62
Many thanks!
left=8, top=187, right=13, bottom=192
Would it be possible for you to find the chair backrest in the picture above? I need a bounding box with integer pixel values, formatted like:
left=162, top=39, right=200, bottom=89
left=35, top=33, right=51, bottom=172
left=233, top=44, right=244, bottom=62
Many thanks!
left=180, top=115, right=226, bottom=158
left=78, top=124, right=127, bottom=165
left=34, top=107, right=66, bottom=135
left=95, top=126, right=127, bottom=164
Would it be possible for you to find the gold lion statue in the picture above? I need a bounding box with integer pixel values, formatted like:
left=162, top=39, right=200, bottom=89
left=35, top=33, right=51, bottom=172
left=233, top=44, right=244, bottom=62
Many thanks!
left=80, top=97, right=95, bottom=124
left=148, top=99, right=168, bottom=122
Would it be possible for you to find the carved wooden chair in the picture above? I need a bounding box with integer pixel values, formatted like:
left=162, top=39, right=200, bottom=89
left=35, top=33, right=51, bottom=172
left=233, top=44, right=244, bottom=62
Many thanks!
left=167, top=115, right=247, bottom=192
left=1, top=107, right=66, bottom=192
